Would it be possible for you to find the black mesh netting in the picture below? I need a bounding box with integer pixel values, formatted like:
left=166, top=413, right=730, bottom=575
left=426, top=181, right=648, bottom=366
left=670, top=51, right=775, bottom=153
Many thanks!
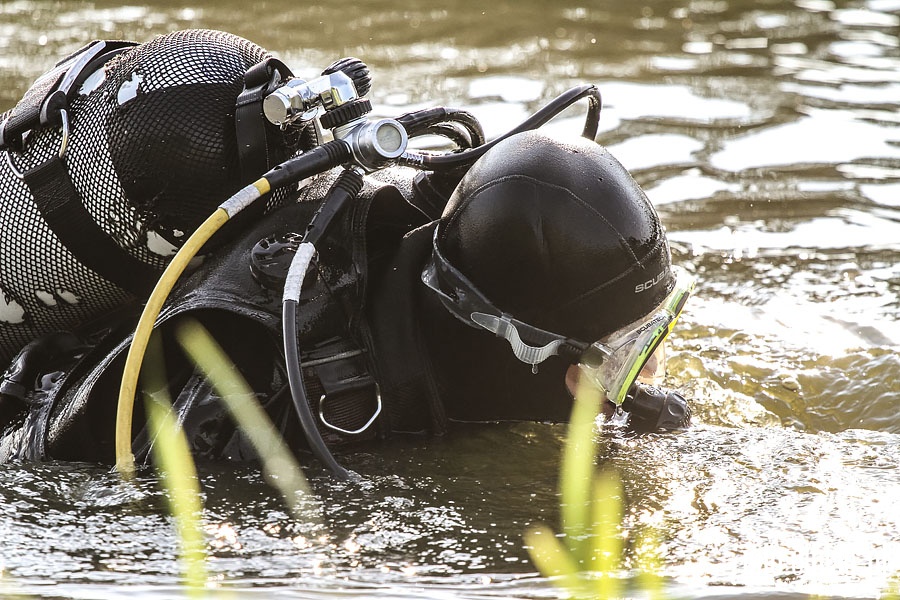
left=0, top=30, right=289, bottom=364
left=104, top=29, right=276, bottom=239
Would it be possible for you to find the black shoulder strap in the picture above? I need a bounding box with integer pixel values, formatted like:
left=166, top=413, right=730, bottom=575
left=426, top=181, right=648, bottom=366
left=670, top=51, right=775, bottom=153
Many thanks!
left=362, top=221, right=449, bottom=435
left=234, top=57, right=294, bottom=183
left=2, top=39, right=154, bottom=296
left=23, top=156, right=158, bottom=296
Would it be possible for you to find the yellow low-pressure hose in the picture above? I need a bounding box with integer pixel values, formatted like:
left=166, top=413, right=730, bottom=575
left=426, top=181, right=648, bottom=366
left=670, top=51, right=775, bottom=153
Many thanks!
left=115, top=178, right=271, bottom=476
left=113, top=139, right=354, bottom=475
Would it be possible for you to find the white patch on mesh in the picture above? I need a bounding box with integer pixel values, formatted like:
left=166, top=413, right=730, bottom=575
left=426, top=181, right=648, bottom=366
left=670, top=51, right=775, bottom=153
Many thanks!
left=78, top=68, right=106, bottom=96
left=0, top=291, right=26, bottom=324
left=146, top=230, right=179, bottom=257
left=55, top=290, right=81, bottom=305
left=117, top=72, right=143, bottom=105
left=35, top=290, right=58, bottom=307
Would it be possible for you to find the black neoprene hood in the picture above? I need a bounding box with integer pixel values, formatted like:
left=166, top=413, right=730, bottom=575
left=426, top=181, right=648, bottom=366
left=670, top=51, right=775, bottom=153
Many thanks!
left=433, top=130, right=675, bottom=343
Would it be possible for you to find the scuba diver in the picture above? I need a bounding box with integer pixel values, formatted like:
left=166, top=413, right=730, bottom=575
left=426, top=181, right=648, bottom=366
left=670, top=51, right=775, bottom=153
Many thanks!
left=0, top=29, right=693, bottom=476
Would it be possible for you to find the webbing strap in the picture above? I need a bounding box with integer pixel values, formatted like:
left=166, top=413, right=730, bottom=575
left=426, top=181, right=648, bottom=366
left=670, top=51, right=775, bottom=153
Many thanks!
left=0, top=67, right=65, bottom=151
left=1, top=40, right=137, bottom=151
left=23, top=156, right=158, bottom=297
left=303, top=362, right=382, bottom=444
left=234, top=58, right=293, bottom=184
left=298, top=335, right=384, bottom=444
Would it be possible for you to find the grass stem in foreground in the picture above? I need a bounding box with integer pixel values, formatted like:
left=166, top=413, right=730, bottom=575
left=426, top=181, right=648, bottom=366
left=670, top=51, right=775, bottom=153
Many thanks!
left=174, top=317, right=313, bottom=519
left=525, top=379, right=662, bottom=599
left=143, top=330, right=207, bottom=594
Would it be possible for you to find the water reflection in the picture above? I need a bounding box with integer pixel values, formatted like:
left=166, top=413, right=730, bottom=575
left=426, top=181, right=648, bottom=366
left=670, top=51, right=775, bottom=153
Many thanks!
left=1, top=0, right=899, bottom=598
left=709, top=108, right=900, bottom=170
left=611, top=426, right=900, bottom=595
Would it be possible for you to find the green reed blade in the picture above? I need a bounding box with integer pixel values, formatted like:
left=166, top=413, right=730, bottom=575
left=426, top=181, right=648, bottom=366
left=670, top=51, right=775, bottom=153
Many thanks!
left=174, top=317, right=314, bottom=520
left=523, top=523, right=585, bottom=597
left=145, top=397, right=208, bottom=594
left=143, top=330, right=207, bottom=594
left=560, top=380, right=603, bottom=563
left=591, top=470, right=624, bottom=600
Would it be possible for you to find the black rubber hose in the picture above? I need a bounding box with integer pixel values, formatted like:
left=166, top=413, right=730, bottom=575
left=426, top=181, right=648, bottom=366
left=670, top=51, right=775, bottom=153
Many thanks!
left=444, top=109, right=486, bottom=147
left=396, top=107, right=451, bottom=133
left=397, top=108, right=485, bottom=148
left=399, top=84, right=602, bottom=171
left=263, top=139, right=353, bottom=189
left=422, top=122, right=474, bottom=150
left=281, top=169, right=364, bottom=480
left=282, top=298, right=350, bottom=479
left=303, top=168, right=365, bottom=246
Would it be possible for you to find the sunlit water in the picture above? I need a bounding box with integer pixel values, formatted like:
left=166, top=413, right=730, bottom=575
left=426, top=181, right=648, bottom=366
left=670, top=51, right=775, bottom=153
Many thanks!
left=1, top=0, right=899, bottom=598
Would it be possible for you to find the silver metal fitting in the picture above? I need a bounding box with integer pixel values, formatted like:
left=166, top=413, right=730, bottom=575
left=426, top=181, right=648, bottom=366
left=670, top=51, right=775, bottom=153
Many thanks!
left=263, top=71, right=359, bottom=126
left=336, top=119, right=409, bottom=171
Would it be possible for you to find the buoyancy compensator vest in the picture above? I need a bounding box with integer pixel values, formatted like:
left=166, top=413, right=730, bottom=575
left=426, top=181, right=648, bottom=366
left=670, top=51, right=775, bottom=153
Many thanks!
left=0, top=30, right=301, bottom=365
left=0, top=167, right=435, bottom=464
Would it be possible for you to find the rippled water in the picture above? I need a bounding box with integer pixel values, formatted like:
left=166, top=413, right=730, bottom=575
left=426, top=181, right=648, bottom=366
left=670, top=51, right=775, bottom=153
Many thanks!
left=1, top=0, right=899, bottom=598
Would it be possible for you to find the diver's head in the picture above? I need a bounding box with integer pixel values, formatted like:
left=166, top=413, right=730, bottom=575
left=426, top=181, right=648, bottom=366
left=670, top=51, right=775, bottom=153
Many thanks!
left=421, top=130, right=694, bottom=420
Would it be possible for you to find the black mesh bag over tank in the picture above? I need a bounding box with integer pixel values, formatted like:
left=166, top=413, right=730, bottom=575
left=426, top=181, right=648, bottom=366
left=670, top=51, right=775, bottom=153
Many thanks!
left=0, top=30, right=294, bottom=364
left=104, top=30, right=282, bottom=240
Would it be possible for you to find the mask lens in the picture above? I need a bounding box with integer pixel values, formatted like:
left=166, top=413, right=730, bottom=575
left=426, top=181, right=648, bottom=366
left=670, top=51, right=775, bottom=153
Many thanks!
left=580, top=343, right=609, bottom=369
left=578, top=314, right=669, bottom=405
left=638, top=341, right=667, bottom=386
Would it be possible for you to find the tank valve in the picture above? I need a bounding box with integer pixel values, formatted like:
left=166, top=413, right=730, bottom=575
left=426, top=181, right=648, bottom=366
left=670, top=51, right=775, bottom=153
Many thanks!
left=263, top=70, right=359, bottom=126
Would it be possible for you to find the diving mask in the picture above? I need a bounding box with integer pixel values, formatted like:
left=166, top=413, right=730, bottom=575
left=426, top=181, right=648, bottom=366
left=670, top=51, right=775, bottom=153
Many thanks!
left=422, top=237, right=695, bottom=406
left=575, top=272, right=694, bottom=405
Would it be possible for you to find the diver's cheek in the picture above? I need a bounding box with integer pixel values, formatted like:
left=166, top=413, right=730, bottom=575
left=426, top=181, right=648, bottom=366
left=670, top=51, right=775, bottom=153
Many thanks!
left=564, top=365, right=617, bottom=420
left=565, top=365, right=580, bottom=397
left=638, top=341, right=667, bottom=386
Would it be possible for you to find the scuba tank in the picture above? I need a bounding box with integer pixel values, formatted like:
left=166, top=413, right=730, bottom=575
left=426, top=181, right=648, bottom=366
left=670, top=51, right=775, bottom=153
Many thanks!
left=0, top=29, right=300, bottom=365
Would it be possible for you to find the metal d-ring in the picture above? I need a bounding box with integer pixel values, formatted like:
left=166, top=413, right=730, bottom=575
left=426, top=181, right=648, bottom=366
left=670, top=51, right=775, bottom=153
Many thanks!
left=5, top=108, right=70, bottom=180
left=318, top=384, right=383, bottom=436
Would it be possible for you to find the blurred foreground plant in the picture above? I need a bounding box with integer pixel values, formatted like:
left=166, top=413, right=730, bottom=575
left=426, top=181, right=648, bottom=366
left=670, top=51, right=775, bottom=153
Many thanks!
left=174, top=317, right=312, bottom=518
left=143, top=331, right=207, bottom=594
left=524, top=383, right=663, bottom=600
left=885, top=573, right=899, bottom=600
left=139, top=317, right=316, bottom=591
